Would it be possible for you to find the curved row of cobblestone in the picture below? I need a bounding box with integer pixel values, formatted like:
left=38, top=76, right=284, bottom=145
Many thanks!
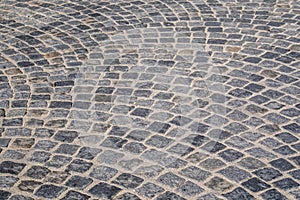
left=0, top=0, right=300, bottom=199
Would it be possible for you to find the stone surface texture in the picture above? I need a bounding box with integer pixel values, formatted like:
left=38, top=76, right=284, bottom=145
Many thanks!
left=0, top=0, right=299, bottom=199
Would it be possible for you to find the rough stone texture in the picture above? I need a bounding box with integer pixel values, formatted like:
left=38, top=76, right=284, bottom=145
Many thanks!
left=89, top=183, right=121, bottom=199
left=0, top=0, right=299, bottom=199
left=34, top=185, right=66, bottom=198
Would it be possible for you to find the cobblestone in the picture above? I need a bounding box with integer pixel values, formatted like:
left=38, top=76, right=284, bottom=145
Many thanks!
left=65, top=175, right=93, bottom=189
left=0, top=161, right=25, bottom=175
left=261, top=189, right=288, bottom=200
left=205, top=177, right=233, bottom=192
left=35, top=184, right=66, bottom=198
left=223, top=187, right=255, bottom=200
left=137, top=182, right=164, bottom=198
left=218, top=166, right=251, bottom=183
left=273, top=178, right=300, bottom=190
left=157, top=191, right=186, bottom=200
left=89, top=182, right=121, bottom=199
left=61, top=191, right=90, bottom=200
left=18, top=180, right=41, bottom=193
left=157, top=172, right=185, bottom=187
left=270, top=158, right=296, bottom=171
left=90, top=165, right=118, bottom=181
left=25, top=166, right=50, bottom=179
left=0, top=0, right=300, bottom=199
left=0, top=176, right=18, bottom=188
left=242, top=177, right=271, bottom=192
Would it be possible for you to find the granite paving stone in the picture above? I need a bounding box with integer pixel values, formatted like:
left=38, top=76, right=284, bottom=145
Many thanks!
left=156, top=191, right=186, bottom=200
left=273, top=178, right=300, bottom=191
left=223, top=187, right=255, bottom=200
left=112, top=173, right=144, bottom=189
left=260, top=189, right=288, bottom=200
left=61, top=191, right=90, bottom=200
left=34, top=184, right=66, bottom=198
left=0, top=190, right=11, bottom=200
left=137, top=182, right=165, bottom=198
left=218, top=166, right=251, bottom=183
left=65, top=175, right=93, bottom=189
left=157, top=172, right=185, bottom=188
left=115, top=193, right=141, bottom=200
left=0, top=176, right=18, bottom=188
left=44, top=171, right=70, bottom=184
left=18, top=180, right=42, bottom=193
left=0, top=0, right=299, bottom=199
left=9, top=195, right=34, bottom=200
left=205, top=176, right=233, bottom=192
left=241, top=177, right=271, bottom=192
left=25, top=166, right=50, bottom=179
left=0, top=161, right=26, bottom=175
left=89, top=182, right=121, bottom=199
left=269, top=158, right=296, bottom=171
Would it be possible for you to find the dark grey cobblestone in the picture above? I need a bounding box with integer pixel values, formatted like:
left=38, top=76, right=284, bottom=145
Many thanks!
left=29, top=151, right=51, bottom=163
left=261, top=189, right=288, bottom=200
left=65, top=175, right=93, bottom=189
left=157, top=172, right=184, bottom=187
left=115, top=193, right=141, bottom=200
left=223, top=187, right=255, bottom=200
left=113, top=173, right=144, bottom=189
left=253, top=167, right=282, bottom=182
left=18, top=180, right=41, bottom=193
left=1, top=0, right=300, bottom=199
left=137, top=182, right=164, bottom=198
left=54, top=130, right=79, bottom=143
left=289, top=169, right=300, bottom=180
left=76, top=147, right=101, bottom=160
left=25, top=166, right=50, bottom=179
left=242, top=177, right=271, bottom=192
left=269, top=158, right=295, bottom=171
left=61, top=191, right=90, bottom=200
left=44, top=171, right=70, bottom=184
left=246, top=147, right=277, bottom=159
left=156, top=192, right=186, bottom=200
left=45, top=155, right=71, bottom=168
left=35, top=184, right=66, bottom=198
left=218, top=149, right=244, bottom=162
left=205, top=176, right=233, bottom=192
left=66, top=159, right=93, bottom=173
left=218, top=166, right=251, bottom=183
left=0, top=161, right=25, bottom=175
left=0, top=190, right=11, bottom=200
left=238, top=157, right=266, bottom=170
left=273, top=178, right=300, bottom=190
left=34, top=140, right=57, bottom=151
left=89, top=182, right=121, bottom=199
left=2, top=150, right=26, bottom=160
left=9, top=195, right=34, bottom=200
left=0, top=175, right=18, bottom=188
left=177, top=181, right=204, bottom=197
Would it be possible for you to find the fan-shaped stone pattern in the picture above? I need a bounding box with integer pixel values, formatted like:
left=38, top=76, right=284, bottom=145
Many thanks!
left=0, top=0, right=299, bottom=199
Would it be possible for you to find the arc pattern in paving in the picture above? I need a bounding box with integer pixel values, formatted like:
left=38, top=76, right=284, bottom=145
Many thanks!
left=0, top=0, right=300, bottom=199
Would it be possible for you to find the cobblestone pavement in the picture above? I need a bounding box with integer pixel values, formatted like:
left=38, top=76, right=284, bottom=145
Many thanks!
left=0, top=0, right=300, bottom=199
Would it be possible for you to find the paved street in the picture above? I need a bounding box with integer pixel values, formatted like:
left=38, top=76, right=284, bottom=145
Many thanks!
left=0, top=0, right=300, bottom=199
